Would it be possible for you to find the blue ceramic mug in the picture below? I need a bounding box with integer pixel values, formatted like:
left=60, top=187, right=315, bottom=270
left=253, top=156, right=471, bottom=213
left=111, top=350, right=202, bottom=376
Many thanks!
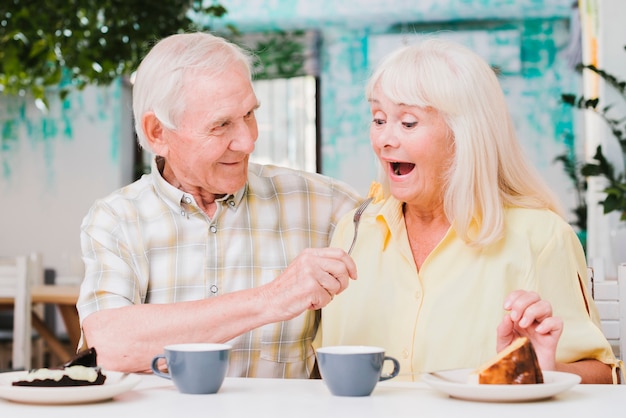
left=316, top=345, right=400, bottom=396
left=151, top=343, right=231, bottom=394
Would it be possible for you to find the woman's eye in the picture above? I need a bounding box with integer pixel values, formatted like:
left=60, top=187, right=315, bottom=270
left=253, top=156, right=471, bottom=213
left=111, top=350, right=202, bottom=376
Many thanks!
left=372, top=118, right=385, bottom=126
left=403, top=121, right=418, bottom=128
left=244, top=110, right=254, bottom=119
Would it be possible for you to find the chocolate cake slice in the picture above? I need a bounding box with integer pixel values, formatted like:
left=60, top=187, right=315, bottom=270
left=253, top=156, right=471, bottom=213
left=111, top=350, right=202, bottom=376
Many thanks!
left=12, top=347, right=107, bottom=387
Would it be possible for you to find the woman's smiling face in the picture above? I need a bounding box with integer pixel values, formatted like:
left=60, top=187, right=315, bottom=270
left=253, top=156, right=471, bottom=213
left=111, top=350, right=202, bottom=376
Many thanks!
left=369, top=82, right=454, bottom=208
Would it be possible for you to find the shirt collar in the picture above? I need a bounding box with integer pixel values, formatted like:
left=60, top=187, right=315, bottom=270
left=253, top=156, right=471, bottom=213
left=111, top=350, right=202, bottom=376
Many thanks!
left=151, top=155, right=246, bottom=212
left=376, top=194, right=457, bottom=253
left=377, top=196, right=404, bottom=232
left=371, top=195, right=405, bottom=251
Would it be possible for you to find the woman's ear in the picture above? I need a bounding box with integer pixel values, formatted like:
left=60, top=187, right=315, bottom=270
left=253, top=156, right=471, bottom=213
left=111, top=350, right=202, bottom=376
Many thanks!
left=142, top=112, right=168, bottom=156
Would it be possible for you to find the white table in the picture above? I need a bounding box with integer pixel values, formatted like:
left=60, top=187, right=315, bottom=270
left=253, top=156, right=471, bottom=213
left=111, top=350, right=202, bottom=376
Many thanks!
left=1, top=374, right=625, bottom=417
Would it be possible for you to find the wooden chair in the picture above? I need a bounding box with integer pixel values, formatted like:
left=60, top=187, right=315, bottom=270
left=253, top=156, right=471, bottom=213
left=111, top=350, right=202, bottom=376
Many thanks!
left=587, top=264, right=626, bottom=360
left=0, top=253, right=43, bottom=370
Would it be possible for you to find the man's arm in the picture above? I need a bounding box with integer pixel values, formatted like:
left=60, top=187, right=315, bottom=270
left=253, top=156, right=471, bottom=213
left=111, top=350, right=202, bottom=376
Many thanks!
left=82, top=247, right=357, bottom=372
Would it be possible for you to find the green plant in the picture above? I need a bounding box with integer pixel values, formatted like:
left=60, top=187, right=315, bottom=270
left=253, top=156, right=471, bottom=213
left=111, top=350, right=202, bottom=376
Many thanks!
left=244, top=30, right=308, bottom=80
left=562, top=46, right=626, bottom=221
left=0, top=0, right=229, bottom=108
left=1, top=2, right=309, bottom=110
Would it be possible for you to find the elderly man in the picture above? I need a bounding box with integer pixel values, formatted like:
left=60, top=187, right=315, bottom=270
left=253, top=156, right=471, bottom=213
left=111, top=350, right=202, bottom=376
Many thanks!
left=77, top=32, right=361, bottom=377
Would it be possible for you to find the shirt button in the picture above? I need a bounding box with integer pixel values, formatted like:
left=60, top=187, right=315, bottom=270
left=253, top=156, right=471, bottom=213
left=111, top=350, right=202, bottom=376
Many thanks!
left=228, top=200, right=235, bottom=207
left=209, top=225, right=217, bottom=233
left=210, top=285, right=218, bottom=294
left=180, top=210, right=186, bottom=217
left=184, top=196, right=192, bottom=204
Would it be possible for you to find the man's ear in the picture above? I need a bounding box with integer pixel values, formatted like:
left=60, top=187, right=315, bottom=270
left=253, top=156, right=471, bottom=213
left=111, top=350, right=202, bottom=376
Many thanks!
left=142, top=112, right=168, bottom=156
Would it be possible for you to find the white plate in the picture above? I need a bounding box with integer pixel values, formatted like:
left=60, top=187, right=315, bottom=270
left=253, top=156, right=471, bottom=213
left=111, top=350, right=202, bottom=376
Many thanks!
left=0, top=370, right=141, bottom=405
left=421, top=368, right=581, bottom=402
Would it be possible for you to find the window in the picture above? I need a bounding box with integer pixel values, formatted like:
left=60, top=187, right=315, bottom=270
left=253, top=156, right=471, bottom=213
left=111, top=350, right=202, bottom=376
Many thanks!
left=251, top=75, right=318, bottom=173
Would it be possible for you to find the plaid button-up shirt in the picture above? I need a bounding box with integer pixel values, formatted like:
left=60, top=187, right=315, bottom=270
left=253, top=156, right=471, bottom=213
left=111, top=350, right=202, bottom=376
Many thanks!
left=77, top=157, right=360, bottom=378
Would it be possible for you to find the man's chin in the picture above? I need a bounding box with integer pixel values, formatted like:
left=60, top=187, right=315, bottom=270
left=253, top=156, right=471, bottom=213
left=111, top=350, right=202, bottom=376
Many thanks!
left=221, top=175, right=248, bottom=194
left=215, top=163, right=247, bottom=187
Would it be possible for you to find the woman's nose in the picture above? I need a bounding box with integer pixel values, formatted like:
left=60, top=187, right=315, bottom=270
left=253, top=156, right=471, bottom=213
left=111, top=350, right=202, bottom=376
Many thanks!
left=372, top=126, right=398, bottom=148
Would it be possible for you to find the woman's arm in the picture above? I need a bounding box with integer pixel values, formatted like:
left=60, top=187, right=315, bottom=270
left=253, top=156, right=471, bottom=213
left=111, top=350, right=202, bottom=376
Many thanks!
left=555, top=359, right=613, bottom=384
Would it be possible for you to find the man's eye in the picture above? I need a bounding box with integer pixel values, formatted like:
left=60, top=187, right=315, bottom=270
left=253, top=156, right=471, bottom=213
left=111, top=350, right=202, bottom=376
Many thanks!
left=403, top=122, right=417, bottom=128
left=244, top=111, right=254, bottom=119
left=373, top=118, right=385, bottom=125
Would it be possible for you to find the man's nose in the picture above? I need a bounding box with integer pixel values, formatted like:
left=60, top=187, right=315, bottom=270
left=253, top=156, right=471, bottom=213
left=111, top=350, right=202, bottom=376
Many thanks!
left=230, top=121, right=257, bottom=153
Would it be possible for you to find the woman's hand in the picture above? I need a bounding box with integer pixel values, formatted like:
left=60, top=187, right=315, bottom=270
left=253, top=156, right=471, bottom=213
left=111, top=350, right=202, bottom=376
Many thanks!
left=496, top=290, right=563, bottom=371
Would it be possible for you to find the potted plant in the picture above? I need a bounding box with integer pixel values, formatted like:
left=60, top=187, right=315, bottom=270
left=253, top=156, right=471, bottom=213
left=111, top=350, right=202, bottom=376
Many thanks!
left=562, top=48, right=626, bottom=220
left=561, top=44, right=626, bottom=272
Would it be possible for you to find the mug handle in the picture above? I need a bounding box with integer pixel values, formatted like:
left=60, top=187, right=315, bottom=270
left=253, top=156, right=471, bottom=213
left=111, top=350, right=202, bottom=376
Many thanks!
left=151, top=354, right=171, bottom=380
left=379, top=356, right=400, bottom=381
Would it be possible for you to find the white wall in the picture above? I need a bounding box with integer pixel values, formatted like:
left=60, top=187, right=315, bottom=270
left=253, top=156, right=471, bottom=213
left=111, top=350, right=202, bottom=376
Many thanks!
left=0, top=81, right=135, bottom=282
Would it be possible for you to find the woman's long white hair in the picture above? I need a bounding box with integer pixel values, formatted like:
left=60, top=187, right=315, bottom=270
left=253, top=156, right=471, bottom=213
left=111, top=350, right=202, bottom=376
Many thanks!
left=366, top=38, right=563, bottom=247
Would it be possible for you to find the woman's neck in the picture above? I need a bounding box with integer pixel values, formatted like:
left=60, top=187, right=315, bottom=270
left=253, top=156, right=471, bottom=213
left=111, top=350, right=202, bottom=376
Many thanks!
left=403, top=202, right=450, bottom=270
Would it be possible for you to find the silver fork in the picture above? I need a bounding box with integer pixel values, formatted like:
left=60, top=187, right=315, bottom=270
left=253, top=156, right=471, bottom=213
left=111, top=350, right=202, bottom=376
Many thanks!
left=347, top=197, right=374, bottom=255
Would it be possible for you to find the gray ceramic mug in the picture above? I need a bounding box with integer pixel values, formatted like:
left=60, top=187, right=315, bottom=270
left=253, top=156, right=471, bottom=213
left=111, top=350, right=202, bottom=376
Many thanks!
left=316, top=345, right=400, bottom=396
left=151, top=343, right=231, bottom=394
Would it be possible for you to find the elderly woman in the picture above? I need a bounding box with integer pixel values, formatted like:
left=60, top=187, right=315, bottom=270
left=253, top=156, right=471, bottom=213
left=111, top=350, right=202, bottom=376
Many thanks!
left=319, top=38, right=619, bottom=384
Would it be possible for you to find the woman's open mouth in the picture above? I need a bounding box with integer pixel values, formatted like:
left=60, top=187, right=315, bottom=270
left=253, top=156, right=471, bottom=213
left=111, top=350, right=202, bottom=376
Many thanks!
left=390, top=162, right=415, bottom=176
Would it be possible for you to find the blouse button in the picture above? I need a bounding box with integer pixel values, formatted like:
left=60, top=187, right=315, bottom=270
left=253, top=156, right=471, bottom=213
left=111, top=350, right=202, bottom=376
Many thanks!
left=209, top=225, right=217, bottom=233
left=184, top=196, right=192, bottom=204
left=210, top=285, right=218, bottom=294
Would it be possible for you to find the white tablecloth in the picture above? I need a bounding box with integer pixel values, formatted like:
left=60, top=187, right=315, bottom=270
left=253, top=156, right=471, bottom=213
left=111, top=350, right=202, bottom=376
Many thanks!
left=1, top=374, right=624, bottom=418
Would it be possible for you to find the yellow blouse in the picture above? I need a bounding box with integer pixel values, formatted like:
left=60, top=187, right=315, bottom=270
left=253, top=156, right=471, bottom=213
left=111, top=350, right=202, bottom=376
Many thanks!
left=320, top=196, right=618, bottom=381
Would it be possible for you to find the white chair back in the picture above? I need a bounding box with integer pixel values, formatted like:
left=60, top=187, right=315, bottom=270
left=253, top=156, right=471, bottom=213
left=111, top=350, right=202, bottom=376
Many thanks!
left=0, top=253, right=42, bottom=370
left=588, top=264, right=626, bottom=360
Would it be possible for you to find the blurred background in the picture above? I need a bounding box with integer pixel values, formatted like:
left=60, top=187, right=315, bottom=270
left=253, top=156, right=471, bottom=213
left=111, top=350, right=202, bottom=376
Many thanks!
left=1, top=0, right=625, bottom=288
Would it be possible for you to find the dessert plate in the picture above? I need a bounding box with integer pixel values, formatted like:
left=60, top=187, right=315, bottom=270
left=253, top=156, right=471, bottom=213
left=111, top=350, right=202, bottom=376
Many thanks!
left=0, top=370, right=141, bottom=404
left=421, top=368, right=580, bottom=402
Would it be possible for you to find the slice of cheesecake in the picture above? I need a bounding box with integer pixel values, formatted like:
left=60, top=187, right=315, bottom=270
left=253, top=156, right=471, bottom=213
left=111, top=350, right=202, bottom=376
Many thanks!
left=12, top=347, right=106, bottom=387
left=470, top=337, right=543, bottom=384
